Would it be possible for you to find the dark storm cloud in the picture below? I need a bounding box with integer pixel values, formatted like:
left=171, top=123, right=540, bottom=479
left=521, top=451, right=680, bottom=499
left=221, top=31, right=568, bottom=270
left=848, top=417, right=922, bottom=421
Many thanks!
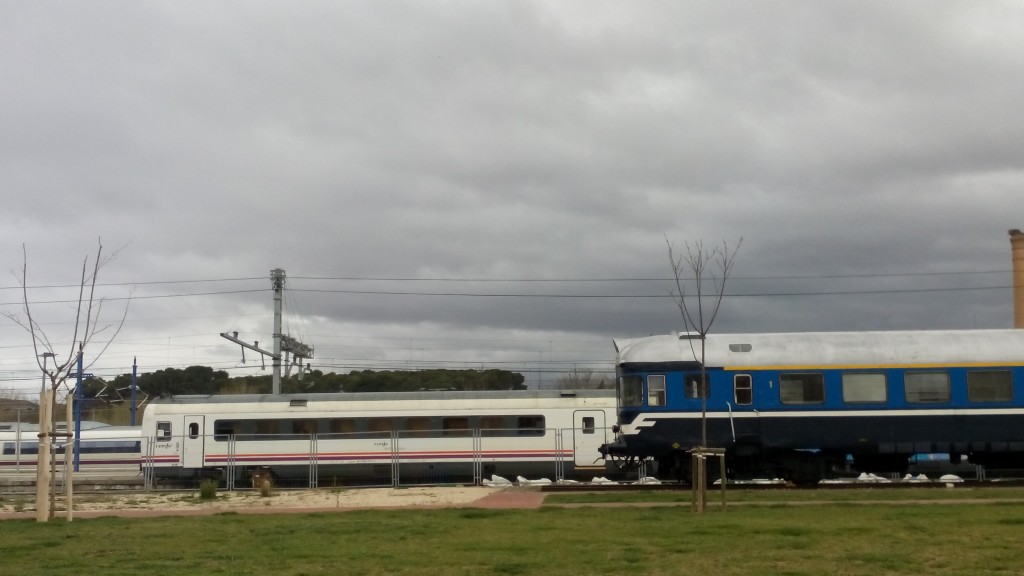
left=2, top=1, right=1022, bottom=392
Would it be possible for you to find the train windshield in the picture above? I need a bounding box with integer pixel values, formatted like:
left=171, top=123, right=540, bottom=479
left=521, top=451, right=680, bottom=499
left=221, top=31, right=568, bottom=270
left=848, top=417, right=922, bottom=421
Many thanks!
left=619, top=375, right=643, bottom=407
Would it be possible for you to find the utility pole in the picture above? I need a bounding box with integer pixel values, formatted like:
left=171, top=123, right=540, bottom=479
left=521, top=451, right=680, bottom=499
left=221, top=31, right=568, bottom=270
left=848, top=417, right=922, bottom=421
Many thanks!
left=272, top=268, right=284, bottom=391
left=130, top=357, right=137, bottom=426
left=221, top=268, right=313, bottom=395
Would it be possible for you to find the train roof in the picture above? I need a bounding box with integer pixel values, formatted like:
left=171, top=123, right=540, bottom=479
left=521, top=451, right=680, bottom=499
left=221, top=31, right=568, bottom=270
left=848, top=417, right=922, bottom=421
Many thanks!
left=148, top=388, right=615, bottom=406
left=614, top=329, right=1024, bottom=369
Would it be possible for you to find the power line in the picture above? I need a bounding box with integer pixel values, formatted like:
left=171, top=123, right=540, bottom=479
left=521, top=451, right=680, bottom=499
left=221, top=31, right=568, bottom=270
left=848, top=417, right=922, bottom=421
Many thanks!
left=289, top=270, right=1012, bottom=282
left=0, top=277, right=265, bottom=291
left=287, top=285, right=1013, bottom=298
left=1, top=283, right=1012, bottom=309
left=0, top=289, right=266, bottom=307
left=0, top=268, right=1012, bottom=292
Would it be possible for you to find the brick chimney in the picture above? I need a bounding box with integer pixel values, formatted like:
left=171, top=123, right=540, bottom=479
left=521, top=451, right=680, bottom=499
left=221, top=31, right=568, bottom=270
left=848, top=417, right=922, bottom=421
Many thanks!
left=1011, top=230, right=1024, bottom=328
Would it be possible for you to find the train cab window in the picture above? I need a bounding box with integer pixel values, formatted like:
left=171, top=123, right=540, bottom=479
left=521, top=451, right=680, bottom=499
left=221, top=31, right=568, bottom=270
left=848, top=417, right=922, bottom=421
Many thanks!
left=967, top=370, right=1013, bottom=403
left=780, top=373, right=825, bottom=404
left=647, top=375, right=667, bottom=406
left=581, top=417, right=596, bottom=434
left=188, top=423, right=199, bottom=439
left=734, top=375, right=752, bottom=405
left=842, top=373, right=887, bottom=403
left=684, top=373, right=709, bottom=399
left=330, top=419, right=357, bottom=434
left=156, top=422, right=172, bottom=441
left=620, top=375, right=643, bottom=407
left=442, top=417, right=471, bottom=437
left=517, top=415, right=545, bottom=436
left=905, top=371, right=950, bottom=403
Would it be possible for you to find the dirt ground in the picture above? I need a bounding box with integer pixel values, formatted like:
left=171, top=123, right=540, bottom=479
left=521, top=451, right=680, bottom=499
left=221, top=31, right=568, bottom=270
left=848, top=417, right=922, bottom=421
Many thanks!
left=0, top=485, right=526, bottom=518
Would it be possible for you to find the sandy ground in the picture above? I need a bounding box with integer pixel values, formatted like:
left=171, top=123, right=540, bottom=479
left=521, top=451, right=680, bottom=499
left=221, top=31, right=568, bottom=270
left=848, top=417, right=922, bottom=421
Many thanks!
left=0, top=485, right=506, bottom=516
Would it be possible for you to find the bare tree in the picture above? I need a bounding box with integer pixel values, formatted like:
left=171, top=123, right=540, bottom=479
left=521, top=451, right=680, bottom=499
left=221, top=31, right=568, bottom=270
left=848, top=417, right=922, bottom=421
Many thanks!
left=666, top=236, right=741, bottom=511
left=3, top=239, right=129, bottom=522
left=666, top=236, right=742, bottom=446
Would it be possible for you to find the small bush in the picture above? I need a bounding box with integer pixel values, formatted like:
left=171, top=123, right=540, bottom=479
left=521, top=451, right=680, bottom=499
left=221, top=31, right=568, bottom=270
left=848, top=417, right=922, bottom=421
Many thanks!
left=258, top=478, right=273, bottom=498
left=199, top=479, right=219, bottom=500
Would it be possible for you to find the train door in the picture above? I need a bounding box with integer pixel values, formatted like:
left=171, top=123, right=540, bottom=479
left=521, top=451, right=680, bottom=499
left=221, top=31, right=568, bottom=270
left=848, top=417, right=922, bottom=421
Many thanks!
left=573, top=410, right=607, bottom=467
left=182, top=415, right=205, bottom=469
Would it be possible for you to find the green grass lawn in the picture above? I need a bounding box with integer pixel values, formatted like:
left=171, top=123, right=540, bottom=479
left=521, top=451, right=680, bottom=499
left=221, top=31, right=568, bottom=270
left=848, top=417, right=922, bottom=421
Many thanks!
left=3, top=495, right=1024, bottom=575
left=544, top=485, right=1024, bottom=505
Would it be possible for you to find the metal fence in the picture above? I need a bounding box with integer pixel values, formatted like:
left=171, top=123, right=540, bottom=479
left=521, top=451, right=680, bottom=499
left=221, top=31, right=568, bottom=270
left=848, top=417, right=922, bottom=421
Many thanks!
left=142, top=427, right=625, bottom=491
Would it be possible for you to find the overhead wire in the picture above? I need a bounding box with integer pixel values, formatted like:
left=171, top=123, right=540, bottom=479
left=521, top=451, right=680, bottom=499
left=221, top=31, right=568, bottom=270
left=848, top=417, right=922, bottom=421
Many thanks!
left=1, top=267, right=1014, bottom=388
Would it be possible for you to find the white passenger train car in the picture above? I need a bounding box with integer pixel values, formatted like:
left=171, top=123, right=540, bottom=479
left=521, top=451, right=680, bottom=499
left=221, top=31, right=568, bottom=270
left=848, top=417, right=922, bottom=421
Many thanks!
left=0, top=424, right=142, bottom=474
left=141, top=390, right=618, bottom=485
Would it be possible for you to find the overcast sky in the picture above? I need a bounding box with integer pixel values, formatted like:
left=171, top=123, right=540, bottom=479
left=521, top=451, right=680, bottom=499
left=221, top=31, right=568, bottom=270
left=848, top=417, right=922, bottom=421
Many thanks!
left=2, top=1, right=1022, bottom=395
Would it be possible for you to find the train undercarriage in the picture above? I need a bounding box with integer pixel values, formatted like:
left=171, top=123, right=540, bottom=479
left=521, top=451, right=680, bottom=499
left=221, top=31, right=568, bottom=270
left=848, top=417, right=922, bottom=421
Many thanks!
left=603, top=441, right=1020, bottom=485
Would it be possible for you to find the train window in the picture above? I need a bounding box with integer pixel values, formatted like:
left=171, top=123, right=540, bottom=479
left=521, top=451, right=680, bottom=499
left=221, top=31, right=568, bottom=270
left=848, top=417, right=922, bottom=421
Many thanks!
left=214, top=421, right=238, bottom=441
left=2, top=442, right=15, bottom=456
left=842, top=373, right=887, bottom=403
left=368, top=418, right=393, bottom=433
left=967, top=370, right=1013, bottom=402
left=443, top=417, right=471, bottom=437
left=330, top=419, right=357, bottom=434
left=905, top=371, right=950, bottom=403
left=156, top=422, right=172, bottom=441
left=581, top=417, right=596, bottom=434
left=401, top=417, right=432, bottom=432
left=80, top=440, right=141, bottom=454
left=15, top=442, right=38, bottom=455
left=734, top=375, right=752, bottom=405
left=255, top=420, right=280, bottom=435
left=684, top=373, right=709, bottom=399
left=292, top=419, right=316, bottom=435
left=517, top=415, right=545, bottom=436
left=480, top=416, right=507, bottom=437
left=620, top=375, right=643, bottom=407
left=780, top=373, right=825, bottom=404
left=188, top=423, right=199, bottom=439
left=647, top=375, right=667, bottom=406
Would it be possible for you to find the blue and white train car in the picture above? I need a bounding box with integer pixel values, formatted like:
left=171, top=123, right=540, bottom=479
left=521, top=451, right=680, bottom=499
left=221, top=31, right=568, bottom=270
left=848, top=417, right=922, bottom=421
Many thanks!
left=142, top=389, right=617, bottom=485
left=600, top=329, right=1024, bottom=482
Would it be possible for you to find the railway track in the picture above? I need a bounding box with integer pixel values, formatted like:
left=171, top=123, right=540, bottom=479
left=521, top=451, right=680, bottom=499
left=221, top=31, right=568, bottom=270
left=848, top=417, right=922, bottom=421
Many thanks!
left=538, top=477, right=1024, bottom=494
left=5, top=470, right=1024, bottom=497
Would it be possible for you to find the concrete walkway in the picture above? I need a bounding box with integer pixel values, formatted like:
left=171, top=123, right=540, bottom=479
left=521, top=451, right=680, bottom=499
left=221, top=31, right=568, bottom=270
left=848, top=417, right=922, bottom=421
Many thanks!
left=468, top=487, right=546, bottom=509
left=0, top=487, right=548, bottom=520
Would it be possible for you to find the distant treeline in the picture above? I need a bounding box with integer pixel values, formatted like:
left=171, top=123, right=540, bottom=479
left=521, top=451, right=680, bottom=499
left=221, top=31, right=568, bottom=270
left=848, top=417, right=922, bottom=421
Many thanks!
left=85, top=367, right=528, bottom=398
left=2, top=367, right=612, bottom=425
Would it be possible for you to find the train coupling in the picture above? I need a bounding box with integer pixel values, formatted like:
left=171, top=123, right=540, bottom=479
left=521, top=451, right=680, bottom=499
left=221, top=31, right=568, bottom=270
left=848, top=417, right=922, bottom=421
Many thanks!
left=598, top=438, right=629, bottom=459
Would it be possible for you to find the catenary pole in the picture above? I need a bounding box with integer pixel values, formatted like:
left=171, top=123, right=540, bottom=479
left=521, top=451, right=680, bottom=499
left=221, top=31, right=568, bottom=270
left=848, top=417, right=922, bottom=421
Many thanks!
left=272, top=268, right=285, bottom=394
